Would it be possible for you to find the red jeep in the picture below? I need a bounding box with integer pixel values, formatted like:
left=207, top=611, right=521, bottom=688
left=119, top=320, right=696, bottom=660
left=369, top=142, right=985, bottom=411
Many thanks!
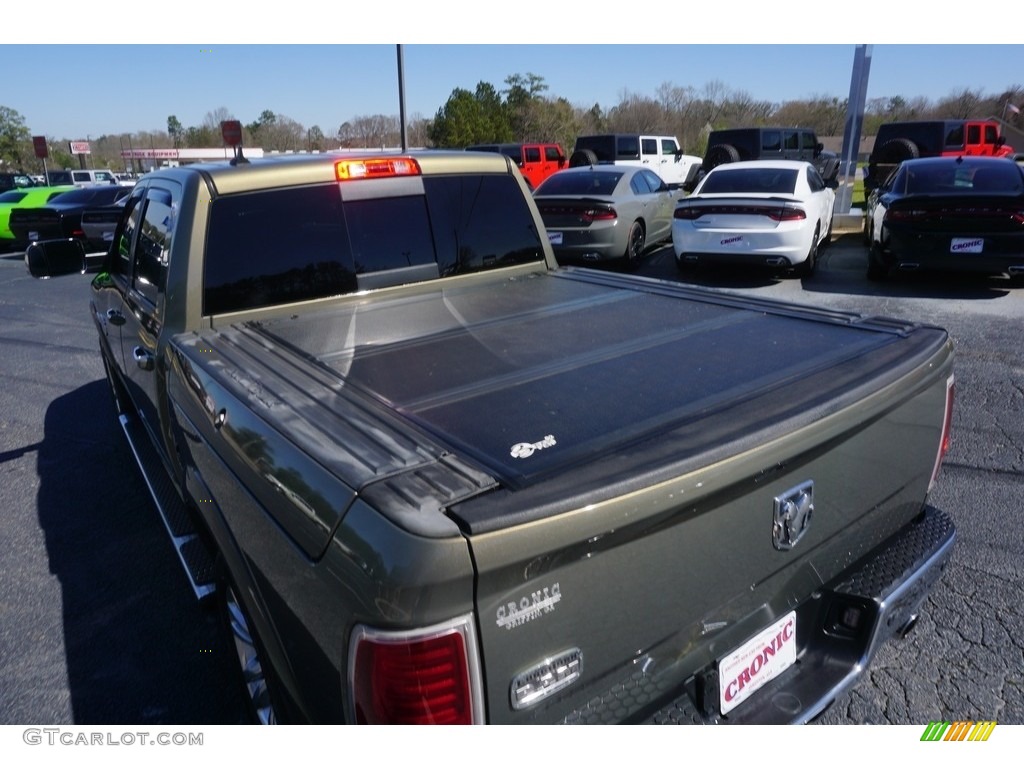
left=466, top=143, right=567, bottom=189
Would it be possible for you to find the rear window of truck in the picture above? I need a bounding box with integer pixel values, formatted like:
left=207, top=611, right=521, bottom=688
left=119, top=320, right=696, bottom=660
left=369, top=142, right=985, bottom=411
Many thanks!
left=203, top=175, right=545, bottom=315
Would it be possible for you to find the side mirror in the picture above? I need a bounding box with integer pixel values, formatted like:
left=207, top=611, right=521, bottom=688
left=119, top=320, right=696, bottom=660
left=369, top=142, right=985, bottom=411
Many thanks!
left=25, top=239, right=87, bottom=279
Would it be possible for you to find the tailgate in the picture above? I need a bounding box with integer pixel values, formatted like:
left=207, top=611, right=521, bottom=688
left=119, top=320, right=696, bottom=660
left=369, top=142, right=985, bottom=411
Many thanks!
left=462, top=321, right=951, bottom=722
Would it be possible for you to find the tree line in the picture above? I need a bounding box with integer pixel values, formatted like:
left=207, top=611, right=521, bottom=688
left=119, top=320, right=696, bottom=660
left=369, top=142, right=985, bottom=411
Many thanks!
left=2, top=75, right=1023, bottom=173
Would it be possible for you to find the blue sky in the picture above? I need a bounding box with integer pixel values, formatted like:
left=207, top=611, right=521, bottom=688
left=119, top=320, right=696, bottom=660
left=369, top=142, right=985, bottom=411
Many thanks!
left=5, top=41, right=1022, bottom=140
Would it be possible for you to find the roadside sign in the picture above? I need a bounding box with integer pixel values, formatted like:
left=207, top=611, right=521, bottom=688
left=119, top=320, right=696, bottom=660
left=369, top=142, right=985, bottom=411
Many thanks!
left=69, top=141, right=91, bottom=154
left=221, top=120, right=243, bottom=147
left=33, top=136, right=49, bottom=159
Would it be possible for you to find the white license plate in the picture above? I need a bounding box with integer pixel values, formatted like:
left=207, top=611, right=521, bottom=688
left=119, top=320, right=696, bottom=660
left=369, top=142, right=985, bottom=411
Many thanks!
left=103, top=231, right=115, bottom=242
left=29, top=231, right=39, bottom=241
left=950, top=237, right=983, bottom=254
left=547, top=231, right=563, bottom=245
left=718, top=611, right=796, bottom=716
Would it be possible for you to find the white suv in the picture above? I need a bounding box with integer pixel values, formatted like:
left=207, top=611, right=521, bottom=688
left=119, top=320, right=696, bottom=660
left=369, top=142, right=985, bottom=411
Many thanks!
left=569, top=134, right=702, bottom=189
left=46, top=169, right=118, bottom=188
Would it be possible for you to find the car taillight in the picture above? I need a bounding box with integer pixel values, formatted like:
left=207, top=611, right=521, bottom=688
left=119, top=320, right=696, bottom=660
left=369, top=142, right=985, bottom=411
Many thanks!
left=885, top=208, right=926, bottom=222
left=929, top=374, right=955, bottom=493
left=1012, top=210, right=1024, bottom=226
left=581, top=207, right=616, bottom=223
left=674, top=207, right=702, bottom=220
left=349, top=615, right=482, bottom=724
left=765, top=207, right=806, bottom=222
left=336, top=157, right=421, bottom=181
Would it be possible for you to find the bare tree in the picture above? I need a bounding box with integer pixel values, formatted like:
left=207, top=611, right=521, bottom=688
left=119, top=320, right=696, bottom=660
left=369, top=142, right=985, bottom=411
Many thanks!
left=935, top=88, right=983, bottom=120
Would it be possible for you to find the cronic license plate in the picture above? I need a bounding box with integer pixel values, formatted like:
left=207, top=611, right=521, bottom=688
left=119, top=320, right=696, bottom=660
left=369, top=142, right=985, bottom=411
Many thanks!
left=950, top=237, right=983, bottom=254
left=29, top=231, right=39, bottom=241
left=718, top=611, right=796, bottom=716
left=547, top=231, right=563, bottom=245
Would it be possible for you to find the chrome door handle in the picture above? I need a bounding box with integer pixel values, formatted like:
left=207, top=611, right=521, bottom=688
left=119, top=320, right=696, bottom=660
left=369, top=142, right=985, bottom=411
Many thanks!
left=133, top=346, right=154, bottom=371
left=106, top=308, right=126, bottom=326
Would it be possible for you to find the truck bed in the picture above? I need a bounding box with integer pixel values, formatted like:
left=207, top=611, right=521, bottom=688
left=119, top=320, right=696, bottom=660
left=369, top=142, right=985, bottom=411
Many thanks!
left=173, top=266, right=953, bottom=724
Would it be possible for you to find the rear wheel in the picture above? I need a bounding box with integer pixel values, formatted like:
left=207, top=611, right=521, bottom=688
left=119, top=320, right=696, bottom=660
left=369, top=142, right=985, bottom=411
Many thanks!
left=705, top=143, right=740, bottom=169
left=221, top=578, right=281, bottom=724
left=623, top=221, right=645, bottom=268
left=799, top=225, right=819, bottom=277
left=568, top=149, right=598, bottom=168
left=877, top=138, right=919, bottom=163
left=867, top=241, right=889, bottom=282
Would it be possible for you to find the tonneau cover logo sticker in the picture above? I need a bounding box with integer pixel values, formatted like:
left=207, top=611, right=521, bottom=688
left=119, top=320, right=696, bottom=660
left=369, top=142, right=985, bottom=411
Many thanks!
left=496, top=583, right=561, bottom=630
left=510, top=434, right=557, bottom=459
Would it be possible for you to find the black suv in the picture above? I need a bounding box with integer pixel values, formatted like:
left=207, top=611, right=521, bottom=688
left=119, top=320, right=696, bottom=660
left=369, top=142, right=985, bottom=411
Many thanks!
left=692, top=127, right=840, bottom=190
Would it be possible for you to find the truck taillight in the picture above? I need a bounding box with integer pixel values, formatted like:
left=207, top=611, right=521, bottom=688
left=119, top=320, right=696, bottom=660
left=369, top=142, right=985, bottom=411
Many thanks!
left=349, top=615, right=483, bottom=724
left=929, top=374, right=955, bottom=493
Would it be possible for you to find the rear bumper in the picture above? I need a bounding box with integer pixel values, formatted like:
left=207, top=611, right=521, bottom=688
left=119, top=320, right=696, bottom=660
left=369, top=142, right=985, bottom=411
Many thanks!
left=880, top=231, right=1024, bottom=276
left=562, top=505, right=956, bottom=724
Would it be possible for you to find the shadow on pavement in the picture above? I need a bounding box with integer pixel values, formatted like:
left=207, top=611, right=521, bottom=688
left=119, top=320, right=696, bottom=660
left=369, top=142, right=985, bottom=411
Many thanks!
left=37, top=379, right=246, bottom=724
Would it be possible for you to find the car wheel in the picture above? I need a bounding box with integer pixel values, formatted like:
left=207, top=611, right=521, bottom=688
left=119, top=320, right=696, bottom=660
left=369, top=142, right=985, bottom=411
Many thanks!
left=799, top=226, right=819, bottom=277
left=623, top=221, right=645, bottom=268
left=705, top=144, right=740, bottom=169
left=221, top=579, right=281, bottom=725
left=568, top=149, right=598, bottom=168
left=867, top=241, right=889, bottom=282
left=878, top=138, right=920, bottom=163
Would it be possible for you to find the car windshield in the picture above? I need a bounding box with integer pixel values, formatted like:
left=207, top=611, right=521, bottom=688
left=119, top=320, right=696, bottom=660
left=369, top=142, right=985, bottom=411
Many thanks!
left=536, top=171, right=623, bottom=196
left=701, top=168, right=799, bottom=195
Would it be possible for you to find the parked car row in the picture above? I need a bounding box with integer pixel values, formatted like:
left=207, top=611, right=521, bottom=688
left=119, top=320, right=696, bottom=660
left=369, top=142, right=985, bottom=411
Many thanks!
left=0, top=183, right=132, bottom=253
left=519, top=133, right=1023, bottom=287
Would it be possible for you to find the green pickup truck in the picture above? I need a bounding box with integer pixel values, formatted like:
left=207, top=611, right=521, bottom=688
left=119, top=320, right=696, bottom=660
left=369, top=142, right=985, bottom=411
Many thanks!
left=26, top=150, right=956, bottom=725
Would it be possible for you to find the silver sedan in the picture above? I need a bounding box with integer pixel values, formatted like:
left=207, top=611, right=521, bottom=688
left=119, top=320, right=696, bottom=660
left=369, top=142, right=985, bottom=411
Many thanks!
left=533, top=166, right=679, bottom=269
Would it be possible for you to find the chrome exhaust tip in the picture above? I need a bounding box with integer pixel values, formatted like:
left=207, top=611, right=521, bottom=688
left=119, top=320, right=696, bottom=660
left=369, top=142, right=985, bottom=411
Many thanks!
left=765, top=257, right=789, bottom=267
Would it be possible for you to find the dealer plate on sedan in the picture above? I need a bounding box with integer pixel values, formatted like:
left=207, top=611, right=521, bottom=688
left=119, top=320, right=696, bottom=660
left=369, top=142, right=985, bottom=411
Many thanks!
left=547, top=231, right=563, bottom=245
left=718, top=611, right=796, bottom=716
left=29, top=231, right=39, bottom=241
left=950, top=237, right=983, bottom=254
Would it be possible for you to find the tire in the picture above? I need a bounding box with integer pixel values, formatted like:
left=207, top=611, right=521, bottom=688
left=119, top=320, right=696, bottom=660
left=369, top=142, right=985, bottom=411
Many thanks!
left=623, top=221, right=645, bottom=268
left=704, top=143, right=740, bottom=170
left=568, top=149, right=598, bottom=168
left=866, top=241, right=889, bottom=282
left=799, top=225, right=819, bottom=278
left=221, top=579, right=282, bottom=724
left=877, top=138, right=920, bottom=164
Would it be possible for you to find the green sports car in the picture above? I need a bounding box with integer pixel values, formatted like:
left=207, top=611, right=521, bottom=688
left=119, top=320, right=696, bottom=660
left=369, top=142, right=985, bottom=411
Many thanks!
left=0, top=186, right=76, bottom=250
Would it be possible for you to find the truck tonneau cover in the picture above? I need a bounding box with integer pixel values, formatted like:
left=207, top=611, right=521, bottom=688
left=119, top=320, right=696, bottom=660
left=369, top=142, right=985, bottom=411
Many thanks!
left=193, top=268, right=948, bottom=535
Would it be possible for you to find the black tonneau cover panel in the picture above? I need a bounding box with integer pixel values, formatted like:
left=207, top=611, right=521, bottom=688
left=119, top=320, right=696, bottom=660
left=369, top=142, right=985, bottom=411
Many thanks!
left=254, top=268, right=935, bottom=493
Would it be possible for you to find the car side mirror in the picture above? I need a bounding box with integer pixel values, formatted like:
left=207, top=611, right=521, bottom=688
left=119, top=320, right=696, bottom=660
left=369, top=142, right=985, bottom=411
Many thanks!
left=25, top=238, right=87, bottom=279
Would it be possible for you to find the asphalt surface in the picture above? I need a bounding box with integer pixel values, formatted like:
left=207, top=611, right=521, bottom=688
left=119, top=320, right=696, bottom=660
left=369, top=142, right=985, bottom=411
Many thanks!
left=0, top=234, right=1021, bottom=725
